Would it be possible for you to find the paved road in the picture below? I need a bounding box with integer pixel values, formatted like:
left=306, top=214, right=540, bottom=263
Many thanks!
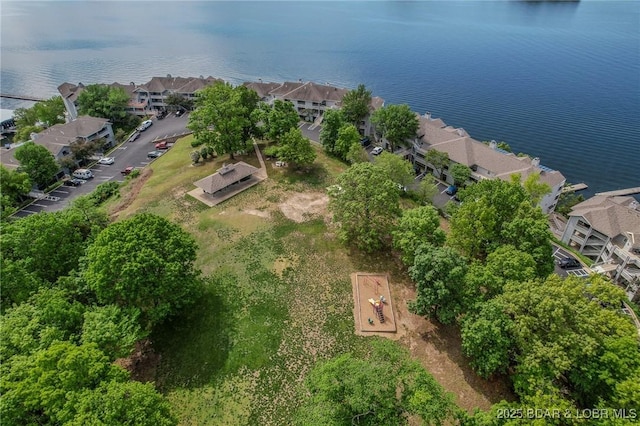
left=552, top=243, right=590, bottom=278
left=12, top=113, right=190, bottom=218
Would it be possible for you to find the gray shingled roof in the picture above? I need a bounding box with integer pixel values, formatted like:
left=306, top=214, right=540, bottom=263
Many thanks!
left=569, top=195, right=640, bottom=238
left=242, top=81, right=282, bottom=99
left=137, top=76, right=222, bottom=94
left=194, top=162, right=259, bottom=194
left=282, top=82, right=349, bottom=103
left=33, top=116, right=109, bottom=156
left=269, top=82, right=305, bottom=97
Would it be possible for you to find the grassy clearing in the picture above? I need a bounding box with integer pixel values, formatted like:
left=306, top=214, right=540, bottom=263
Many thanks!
left=120, top=137, right=506, bottom=424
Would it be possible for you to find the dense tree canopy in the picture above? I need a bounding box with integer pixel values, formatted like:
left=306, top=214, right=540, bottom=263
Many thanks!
left=447, top=179, right=553, bottom=276
left=371, top=104, right=419, bottom=152
left=334, top=123, right=361, bottom=161
left=255, top=99, right=300, bottom=144
left=188, top=82, right=257, bottom=159
left=1, top=211, right=85, bottom=283
left=14, top=142, right=60, bottom=188
left=84, top=213, right=201, bottom=328
left=0, top=166, right=31, bottom=219
left=319, top=108, right=345, bottom=154
left=346, top=141, right=369, bottom=164
left=81, top=305, right=145, bottom=360
left=13, top=96, right=66, bottom=141
left=340, top=84, right=372, bottom=126
left=413, top=174, right=439, bottom=205
left=297, top=339, right=457, bottom=426
left=409, top=243, right=469, bottom=324
left=273, top=128, right=316, bottom=168
left=392, top=206, right=445, bottom=266
left=77, top=84, right=130, bottom=126
left=329, top=162, right=400, bottom=252
left=374, top=151, right=415, bottom=187
left=449, top=163, right=471, bottom=187
left=165, top=92, right=194, bottom=112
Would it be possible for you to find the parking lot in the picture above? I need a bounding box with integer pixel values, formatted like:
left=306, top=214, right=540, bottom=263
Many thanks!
left=11, top=112, right=190, bottom=218
left=552, top=245, right=590, bottom=278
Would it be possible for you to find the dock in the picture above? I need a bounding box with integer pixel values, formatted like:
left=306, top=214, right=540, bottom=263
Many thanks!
left=0, top=93, right=46, bottom=102
left=595, top=187, right=640, bottom=197
left=561, top=183, right=588, bottom=193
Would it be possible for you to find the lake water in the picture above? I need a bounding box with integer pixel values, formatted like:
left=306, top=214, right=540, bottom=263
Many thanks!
left=1, top=1, right=638, bottom=196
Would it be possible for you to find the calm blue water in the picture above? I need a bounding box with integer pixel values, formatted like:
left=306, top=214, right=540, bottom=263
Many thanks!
left=1, top=1, right=638, bottom=196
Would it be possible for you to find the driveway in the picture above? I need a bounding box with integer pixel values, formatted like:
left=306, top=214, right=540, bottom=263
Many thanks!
left=11, top=112, right=190, bottom=218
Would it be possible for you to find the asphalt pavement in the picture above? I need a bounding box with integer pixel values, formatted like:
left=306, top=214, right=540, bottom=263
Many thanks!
left=11, top=112, right=190, bottom=218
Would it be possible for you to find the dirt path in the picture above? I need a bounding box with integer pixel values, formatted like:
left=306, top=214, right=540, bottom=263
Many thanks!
left=393, top=283, right=515, bottom=413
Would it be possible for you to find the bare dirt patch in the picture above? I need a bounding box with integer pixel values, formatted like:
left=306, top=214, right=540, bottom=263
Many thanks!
left=109, top=168, right=153, bottom=220
left=114, top=339, right=160, bottom=384
left=278, top=192, right=329, bottom=223
left=242, top=208, right=270, bottom=219
left=351, top=273, right=398, bottom=334
left=394, top=284, right=515, bottom=413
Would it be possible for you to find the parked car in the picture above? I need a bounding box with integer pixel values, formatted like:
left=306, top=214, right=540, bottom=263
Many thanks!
left=371, top=147, right=383, bottom=155
left=445, top=185, right=458, bottom=196
left=64, top=178, right=83, bottom=186
left=72, top=169, right=94, bottom=179
left=138, top=120, right=153, bottom=132
left=175, top=109, right=184, bottom=117
left=156, top=110, right=167, bottom=120
left=128, top=131, right=140, bottom=142
left=147, top=150, right=163, bottom=158
left=558, top=256, right=581, bottom=269
left=360, top=137, right=371, bottom=147
left=155, top=141, right=169, bottom=150
left=121, top=166, right=134, bottom=175
left=98, top=157, right=115, bottom=165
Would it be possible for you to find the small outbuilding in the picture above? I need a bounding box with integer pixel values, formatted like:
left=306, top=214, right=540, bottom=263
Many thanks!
left=190, top=161, right=264, bottom=207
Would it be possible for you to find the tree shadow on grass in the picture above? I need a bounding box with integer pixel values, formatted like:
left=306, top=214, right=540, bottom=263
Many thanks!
left=278, top=163, right=330, bottom=188
left=152, top=279, right=235, bottom=391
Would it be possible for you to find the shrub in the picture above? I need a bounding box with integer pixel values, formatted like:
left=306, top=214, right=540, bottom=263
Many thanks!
left=191, top=139, right=204, bottom=148
left=90, top=182, right=120, bottom=204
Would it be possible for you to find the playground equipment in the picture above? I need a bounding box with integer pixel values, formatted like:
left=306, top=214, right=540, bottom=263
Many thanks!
left=368, top=296, right=385, bottom=323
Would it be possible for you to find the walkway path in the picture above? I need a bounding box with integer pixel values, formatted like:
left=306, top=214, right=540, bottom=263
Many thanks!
left=252, top=139, right=268, bottom=179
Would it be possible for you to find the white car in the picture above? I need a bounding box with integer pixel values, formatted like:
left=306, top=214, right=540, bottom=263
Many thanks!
left=371, top=147, right=384, bottom=155
left=98, top=157, right=115, bottom=165
left=138, top=120, right=153, bottom=131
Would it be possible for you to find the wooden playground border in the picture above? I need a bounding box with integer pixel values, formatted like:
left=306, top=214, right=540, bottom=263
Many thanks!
left=351, top=273, right=397, bottom=334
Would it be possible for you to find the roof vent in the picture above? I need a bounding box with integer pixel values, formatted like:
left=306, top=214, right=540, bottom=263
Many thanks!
left=167, top=74, right=172, bottom=78
left=630, top=201, right=639, bottom=211
left=219, top=163, right=234, bottom=175
left=532, top=157, right=540, bottom=167
left=489, top=140, right=497, bottom=149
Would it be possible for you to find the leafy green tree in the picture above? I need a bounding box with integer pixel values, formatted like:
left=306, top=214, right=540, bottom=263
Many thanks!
left=165, top=92, right=194, bottom=112
left=392, top=206, right=445, bottom=266
left=329, top=162, right=400, bottom=252
left=297, top=339, right=456, bottom=426
left=0, top=166, right=31, bottom=218
left=81, top=305, right=145, bottom=360
left=1, top=211, right=84, bottom=283
left=370, top=104, right=419, bottom=152
left=424, top=150, right=450, bottom=180
left=69, top=137, right=105, bottom=165
left=188, top=82, right=247, bottom=160
left=0, top=341, right=128, bottom=426
left=319, top=108, right=345, bottom=154
left=449, top=163, right=472, bottom=187
left=374, top=151, right=415, bottom=187
left=275, top=128, right=316, bottom=168
left=512, top=172, right=552, bottom=205
left=66, top=380, right=177, bottom=426
left=14, top=142, right=60, bottom=188
left=83, top=213, right=201, bottom=328
left=0, top=288, right=85, bottom=360
left=334, top=123, right=361, bottom=160
left=413, top=174, right=438, bottom=204
left=464, top=245, right=537, bottom=302
left=346, top=142, right=369, bottom=164
left=409, top=243, right=469, bottom=324
left=256, top=99, right=300, bottom=143
left=341, top=84, right=372, bottom=126
left=13, top=96, right=65, bottom=140
left=0, top=257, right=42, bottom=310
left=448, top=179, right=553, bottom=276
left=77, top=85, right=129, bottom=127
left=236, top=84, right=261, bottom=141
left=460, top=297, right=515, bottom=378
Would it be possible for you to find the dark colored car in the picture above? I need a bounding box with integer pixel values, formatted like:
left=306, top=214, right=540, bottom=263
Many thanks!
left=157, top=110, right=167, bottom=120
left=445, top=185, right=457, bottom=196
left=360, top=137, right=371, bottom=147
left=147, top=150, right=163, bottom=158
left=558, top=256, right=581, bottom=269
left=63, top=178, right=83, bottom=187
left=128, top=132, right=140, bottom=143
left=175, top=109, right=184, bottom=117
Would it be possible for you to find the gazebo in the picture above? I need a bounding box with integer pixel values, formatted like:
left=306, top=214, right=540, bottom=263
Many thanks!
left=194, top=162, right=259, bottom=196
